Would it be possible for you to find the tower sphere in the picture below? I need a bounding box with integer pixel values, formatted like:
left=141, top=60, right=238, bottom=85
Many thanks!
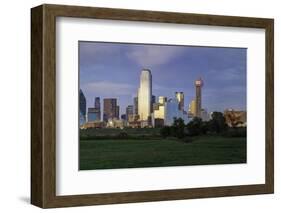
left=195, top=78, right=204, bottom=87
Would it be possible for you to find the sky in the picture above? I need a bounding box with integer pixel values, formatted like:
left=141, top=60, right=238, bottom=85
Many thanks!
left=79, top=41, right=246, bottom=115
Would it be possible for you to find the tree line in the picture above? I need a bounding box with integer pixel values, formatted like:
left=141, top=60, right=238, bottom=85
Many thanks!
left=160, top=112, right=246, bottom=139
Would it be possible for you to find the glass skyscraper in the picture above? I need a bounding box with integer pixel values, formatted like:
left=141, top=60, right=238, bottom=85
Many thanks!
left=79, top=89, right=87, bottom=125
left=138, top=69, right=152, bottom=121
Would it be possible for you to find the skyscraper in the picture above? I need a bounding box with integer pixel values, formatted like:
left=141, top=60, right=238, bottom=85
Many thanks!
left=103, top=98, right=119, bottom=122
left=138, top=69, right=152, bottom=121
left=188, top=99, right=196, bottom=116
left=116, top=105, right=120, bottom=119
left=79, top=89, right=86, bottom=125
left=94, top=97, right=100, bottom=109
left=93, top=97, right=101, bottom=120
left=175, top=92, right=184, bottom=111
left=133, top=97, right=138, bottom=116
left=151, top=95, right=156, bottom=113
left=126, top=105, right=134, bottom=122
left=195, top=78, right=203, bottom=118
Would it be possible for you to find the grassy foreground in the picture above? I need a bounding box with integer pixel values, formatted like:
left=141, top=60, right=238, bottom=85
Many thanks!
left=79, top=136, right=246, bottom=170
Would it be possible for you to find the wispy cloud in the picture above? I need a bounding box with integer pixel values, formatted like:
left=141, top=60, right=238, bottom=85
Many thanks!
left=83, top=81, right=136, bottom=97
left=208, top=67, right=245, bottom=81
left=127, top=45, right=186, bottom=67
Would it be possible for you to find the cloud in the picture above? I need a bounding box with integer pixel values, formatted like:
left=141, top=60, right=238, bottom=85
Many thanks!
left=127, top=45, right=186, bottom=67
left=79, top=42, right=123, bottom=66
left=208, top=67, right=245, bottom=81
left=83, top=81, right=136, bottom=97
left=80, top=42, right=117, bottom=56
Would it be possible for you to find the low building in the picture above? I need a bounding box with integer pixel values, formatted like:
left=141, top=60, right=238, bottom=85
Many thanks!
left=87, top=107, right=100, bottom=122
left=106, top=118, right=126, bottom=129
left=224, top=109, right=247, bottom=127
left=128, top=120, right=141, bottom=128
left=81, top=121, right=105, bottom=129
left=154, top=118, right=165, bottom=128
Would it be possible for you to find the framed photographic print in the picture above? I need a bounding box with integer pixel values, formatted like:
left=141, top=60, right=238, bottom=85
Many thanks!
left=31, top=4, right=274, bottom=208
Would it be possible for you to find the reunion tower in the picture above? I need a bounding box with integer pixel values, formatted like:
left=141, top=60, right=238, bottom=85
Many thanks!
left=195, top=78, right=203, bottom=118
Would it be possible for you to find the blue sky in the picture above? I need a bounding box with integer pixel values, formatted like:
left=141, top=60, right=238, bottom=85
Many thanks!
left=79, top=41, right=246, bottom=115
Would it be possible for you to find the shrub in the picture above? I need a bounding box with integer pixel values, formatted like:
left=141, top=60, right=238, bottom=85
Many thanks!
left=171, top=118, right=186, bottom=138
left=208, top=112, right=228, bottom=134
left=186, top=117, right=203, bottom=136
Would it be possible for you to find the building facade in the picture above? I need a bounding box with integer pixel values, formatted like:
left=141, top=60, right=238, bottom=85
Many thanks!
left=87, top=107, right=101, bottom=122
left=188, top=99, right=196, bottom=116
left=103, top=98, right=119, bottom=122
left=158, top=96, right=167, bottom=105
left=138, top=69, right=152, bottom=121
left=175, top=92, right=184, bottom=111
left=126, top=105, right=134, bottom=122
left=224, top=109, right=247, bottom=127
left=201, top=108, right=209, bottom=121
left=79, top=89, right=87, bottom=123
left=93, top=97, right=101, bottom=120
left=151, top=95, right=156, bottom=113
left=133, top=96, right=138, bottom=116
left=94, top=97, right=100, bottom=109
left=195, top=78, right=203, bottom=118
left=164, top=98, right=189, bottom=126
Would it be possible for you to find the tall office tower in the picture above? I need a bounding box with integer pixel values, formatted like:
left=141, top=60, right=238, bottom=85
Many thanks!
left=103, top=98, right=118, bottom=122
left=92, top=97, right=101, bottom=120
left=151, top=95, right=156, bottom=113
left=126, top=105, right=134, bottom=122
left=79, top=89, right=87, bottom=118
left=116, top=105, right=120, bottom=119
left=94, top=97, right=100, bottom=109
left=138, top=69, right=152, bottom=121
left=175, top=92, right=184, bottom=111
left=195, top=78, right=204, bottom=118
left=188, top=99, right=196, bottom=116
left=133, top=97, right=138, bottom=115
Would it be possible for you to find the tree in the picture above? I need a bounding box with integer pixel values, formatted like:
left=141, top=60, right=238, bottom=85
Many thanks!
left=186, top=117, right=203, bottom=136
left=171, top=117, right=185, bottom=138
left=208, top=112, right=227, bottom=133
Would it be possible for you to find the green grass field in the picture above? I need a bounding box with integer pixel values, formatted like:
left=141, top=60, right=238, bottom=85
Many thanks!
left=79, top=136, right=246, bottom=170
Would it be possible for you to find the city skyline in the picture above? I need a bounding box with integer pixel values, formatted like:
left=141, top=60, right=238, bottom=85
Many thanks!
left=79, top=41, right=247, bottom=115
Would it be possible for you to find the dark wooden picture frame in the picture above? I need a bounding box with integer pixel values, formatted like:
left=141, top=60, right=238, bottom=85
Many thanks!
left=31, top=4, right=274, bottom=208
